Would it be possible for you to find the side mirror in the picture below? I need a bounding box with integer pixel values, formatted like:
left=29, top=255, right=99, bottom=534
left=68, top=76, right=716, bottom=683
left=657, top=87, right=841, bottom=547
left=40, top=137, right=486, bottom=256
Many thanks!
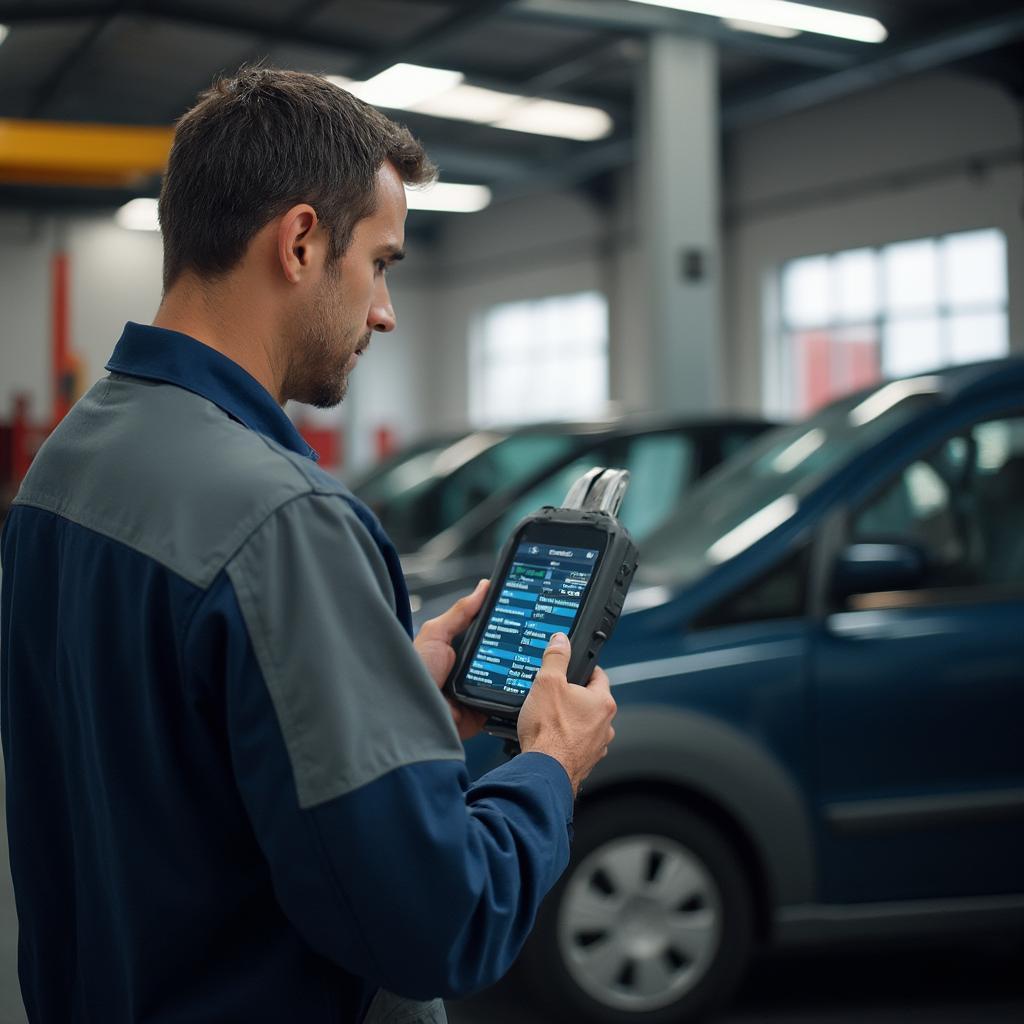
left=832, top=542, right=927, bottom=600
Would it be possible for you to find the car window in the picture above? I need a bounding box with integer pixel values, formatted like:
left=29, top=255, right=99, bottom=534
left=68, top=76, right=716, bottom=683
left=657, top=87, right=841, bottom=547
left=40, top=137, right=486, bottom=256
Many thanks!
left=378, top=432, right=578, bottom=552
left=615, top=432, right=696, bottom=539
left=640, top=379, right=940, bottom=588
left=694, top=547, right=810, bottom=629
left=485, top=448, right=618, bottom=551
left=479, top=432, right=697, bottom=557
left=851, top=412, right=1024, bottom=590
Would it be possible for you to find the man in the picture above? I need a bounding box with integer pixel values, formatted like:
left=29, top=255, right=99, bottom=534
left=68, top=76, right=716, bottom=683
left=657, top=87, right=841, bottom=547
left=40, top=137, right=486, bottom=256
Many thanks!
left=0, top=68, right=616, bottom=1023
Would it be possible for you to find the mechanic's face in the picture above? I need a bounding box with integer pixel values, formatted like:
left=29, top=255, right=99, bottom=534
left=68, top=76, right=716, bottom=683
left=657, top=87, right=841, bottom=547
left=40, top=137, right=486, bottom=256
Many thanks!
left=288, top=162, right=406, bottom=408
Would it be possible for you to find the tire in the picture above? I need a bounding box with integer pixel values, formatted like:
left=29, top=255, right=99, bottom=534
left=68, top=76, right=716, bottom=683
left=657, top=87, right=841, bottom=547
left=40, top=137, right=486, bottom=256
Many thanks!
left=520, top=796, right=754, bottom=1024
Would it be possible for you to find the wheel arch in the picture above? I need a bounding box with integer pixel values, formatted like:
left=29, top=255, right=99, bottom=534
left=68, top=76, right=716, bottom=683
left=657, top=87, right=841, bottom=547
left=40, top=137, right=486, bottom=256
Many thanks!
left=580, top=706, right=816, bottom=924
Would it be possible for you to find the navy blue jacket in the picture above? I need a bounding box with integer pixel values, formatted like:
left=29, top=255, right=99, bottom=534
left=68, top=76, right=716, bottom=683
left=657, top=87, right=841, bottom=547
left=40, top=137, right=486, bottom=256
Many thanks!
left=0, top=323, right=574, bottom=1023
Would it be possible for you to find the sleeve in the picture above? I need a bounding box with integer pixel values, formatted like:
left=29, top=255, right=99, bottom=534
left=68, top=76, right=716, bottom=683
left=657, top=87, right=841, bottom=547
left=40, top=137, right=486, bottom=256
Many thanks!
left=184, top=492, right=574, bottom=999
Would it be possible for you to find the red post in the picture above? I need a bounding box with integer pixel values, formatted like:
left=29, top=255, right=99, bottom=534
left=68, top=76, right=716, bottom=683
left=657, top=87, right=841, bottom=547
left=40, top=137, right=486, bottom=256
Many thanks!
left=52, top=250, right=73, bottom=427
left=375, top=425, right=397, bottom=462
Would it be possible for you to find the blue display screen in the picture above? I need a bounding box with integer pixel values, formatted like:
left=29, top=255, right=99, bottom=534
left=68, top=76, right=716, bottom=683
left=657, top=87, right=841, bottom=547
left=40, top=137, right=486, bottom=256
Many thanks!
left=466, top=542, right=601, bottom=695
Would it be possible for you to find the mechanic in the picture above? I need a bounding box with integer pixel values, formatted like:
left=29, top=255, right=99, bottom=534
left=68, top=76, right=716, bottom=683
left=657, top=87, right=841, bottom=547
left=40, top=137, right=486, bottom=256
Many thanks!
left=0, top=67, right=616, bottom=1023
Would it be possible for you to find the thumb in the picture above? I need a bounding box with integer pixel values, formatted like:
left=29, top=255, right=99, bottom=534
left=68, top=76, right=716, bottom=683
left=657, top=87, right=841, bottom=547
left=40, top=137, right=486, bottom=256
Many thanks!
left=537, top=632, right=571, bottom=681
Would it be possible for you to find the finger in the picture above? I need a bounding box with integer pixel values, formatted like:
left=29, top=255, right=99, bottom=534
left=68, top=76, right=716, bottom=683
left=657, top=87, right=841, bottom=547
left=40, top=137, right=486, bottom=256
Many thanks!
left=536, top=632, right=571, bottom=683
left=421, top=579, right=489, bottom=643
left=586, top=666, right=612, bottom=695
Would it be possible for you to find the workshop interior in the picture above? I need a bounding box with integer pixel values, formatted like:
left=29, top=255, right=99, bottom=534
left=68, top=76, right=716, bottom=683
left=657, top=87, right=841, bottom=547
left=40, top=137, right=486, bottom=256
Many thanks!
left=1, top=2, right=1023, bottom=1022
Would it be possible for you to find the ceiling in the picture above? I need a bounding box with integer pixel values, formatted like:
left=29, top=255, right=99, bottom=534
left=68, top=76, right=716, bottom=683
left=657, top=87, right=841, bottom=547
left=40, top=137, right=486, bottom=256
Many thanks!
left=0, top=0, right=1022, bottom=219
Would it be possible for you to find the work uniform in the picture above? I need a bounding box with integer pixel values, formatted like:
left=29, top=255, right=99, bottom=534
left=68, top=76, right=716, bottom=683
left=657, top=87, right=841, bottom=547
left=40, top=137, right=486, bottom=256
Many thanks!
left=0, top=322, right=574, bottom=1023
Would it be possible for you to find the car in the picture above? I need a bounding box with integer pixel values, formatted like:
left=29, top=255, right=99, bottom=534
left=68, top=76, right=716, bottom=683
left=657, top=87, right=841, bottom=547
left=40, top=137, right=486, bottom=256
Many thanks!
left=387, top=416, right=776, bottom=607
left=460, top=358, right=1024, bottom=1024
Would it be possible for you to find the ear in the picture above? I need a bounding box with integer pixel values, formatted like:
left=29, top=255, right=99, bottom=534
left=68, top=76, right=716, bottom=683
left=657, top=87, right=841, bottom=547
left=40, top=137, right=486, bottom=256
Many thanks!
left=276, top=203, right=322, bottom=284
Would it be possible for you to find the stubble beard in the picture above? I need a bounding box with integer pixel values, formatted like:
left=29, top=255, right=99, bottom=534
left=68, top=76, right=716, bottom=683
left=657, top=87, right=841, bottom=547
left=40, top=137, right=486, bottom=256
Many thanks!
left=283, top=276, right=366, bottom=409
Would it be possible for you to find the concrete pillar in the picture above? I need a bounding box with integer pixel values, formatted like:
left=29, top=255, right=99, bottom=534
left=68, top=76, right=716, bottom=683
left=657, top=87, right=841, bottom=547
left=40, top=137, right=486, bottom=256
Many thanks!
left=638, top=33, right=722, bottom=413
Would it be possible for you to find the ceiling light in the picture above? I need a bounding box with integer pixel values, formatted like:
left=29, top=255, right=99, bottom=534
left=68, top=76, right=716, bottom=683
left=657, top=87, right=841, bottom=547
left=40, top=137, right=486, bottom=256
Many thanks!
left=346, top=63, right=464, bottom=109
left=405, top=182, right=491, bottom=213
left=0, top=25, right=9, bottom=46
left=625, top=1, right=887, bottom=43
left=328, top=68, right=613, bottom=142
left=412, top=83, right=519, bottom=123
left=115, top=197, right=159, bottom=231
left=493, top=98, right=613, bottom=141
left=723, top=17, right=800, bottom=38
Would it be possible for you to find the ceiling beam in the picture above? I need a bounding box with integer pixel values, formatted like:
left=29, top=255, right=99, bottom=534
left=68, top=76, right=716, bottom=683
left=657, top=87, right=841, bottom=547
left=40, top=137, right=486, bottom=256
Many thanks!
left=722, top=8, right=1024, bottom=129
left=350, top=0, right=513, bottom=81
left=0, top=1, right=622, bottom=122
left=508, top=0, right=858, bottom=70
left=0, top=119, right=172, bottom=186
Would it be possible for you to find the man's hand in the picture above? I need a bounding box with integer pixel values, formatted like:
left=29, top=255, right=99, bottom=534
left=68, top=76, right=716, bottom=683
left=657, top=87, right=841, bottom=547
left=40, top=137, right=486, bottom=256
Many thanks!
left=517, top=633, right=617, bottom=796
left=414, top=579, right=490, bottom=741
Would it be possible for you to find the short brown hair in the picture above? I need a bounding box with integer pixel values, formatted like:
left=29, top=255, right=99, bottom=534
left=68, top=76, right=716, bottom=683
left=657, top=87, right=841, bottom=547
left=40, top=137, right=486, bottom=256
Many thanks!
left=158, top=66, right=435, bottom=290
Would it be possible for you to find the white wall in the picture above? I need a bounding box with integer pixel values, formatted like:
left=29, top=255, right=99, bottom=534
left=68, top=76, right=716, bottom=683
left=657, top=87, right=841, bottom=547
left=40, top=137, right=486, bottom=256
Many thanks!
left=0, top=213, right=54, bottom=424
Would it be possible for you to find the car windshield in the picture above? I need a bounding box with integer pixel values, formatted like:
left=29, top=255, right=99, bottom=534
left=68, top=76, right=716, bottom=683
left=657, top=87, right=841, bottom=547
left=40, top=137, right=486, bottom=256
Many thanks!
left=639, top=377, right=942, bottom=588
left=363, top=430, right=582, bottom=553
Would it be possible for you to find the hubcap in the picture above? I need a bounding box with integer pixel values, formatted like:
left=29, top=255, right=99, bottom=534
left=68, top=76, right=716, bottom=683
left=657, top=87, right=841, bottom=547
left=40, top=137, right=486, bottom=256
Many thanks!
left=557, top=834, right=722, bottom=1012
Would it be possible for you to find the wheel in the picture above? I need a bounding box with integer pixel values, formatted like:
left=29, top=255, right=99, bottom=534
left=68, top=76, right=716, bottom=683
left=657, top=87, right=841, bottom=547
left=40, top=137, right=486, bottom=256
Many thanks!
left=520, top=796, right=754, bottom=1024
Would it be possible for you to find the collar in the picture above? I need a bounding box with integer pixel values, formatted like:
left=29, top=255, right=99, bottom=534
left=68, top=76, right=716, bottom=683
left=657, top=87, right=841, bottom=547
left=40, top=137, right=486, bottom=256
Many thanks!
left=105, top=322, right=319, bottom=462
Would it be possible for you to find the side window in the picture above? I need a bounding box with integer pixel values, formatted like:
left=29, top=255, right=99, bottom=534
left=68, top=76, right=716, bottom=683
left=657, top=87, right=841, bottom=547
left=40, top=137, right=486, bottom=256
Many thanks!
left=478, top=448, right=617, bottom=555
left=616, top=432, right=696, bottom=540
left=851, top=413, right=1024, bottom=591
left=694, top=548, right=809, bottom=629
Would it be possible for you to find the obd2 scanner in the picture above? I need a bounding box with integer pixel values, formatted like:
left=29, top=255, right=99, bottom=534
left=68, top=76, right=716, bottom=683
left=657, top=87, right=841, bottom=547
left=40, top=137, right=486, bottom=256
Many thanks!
left=445, top=468, right=639, bottom=741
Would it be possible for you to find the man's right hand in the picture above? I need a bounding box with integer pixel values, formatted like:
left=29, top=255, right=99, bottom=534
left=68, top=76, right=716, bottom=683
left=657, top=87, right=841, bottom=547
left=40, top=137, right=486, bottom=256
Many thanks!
left=517, top=632, right=617, bottom=797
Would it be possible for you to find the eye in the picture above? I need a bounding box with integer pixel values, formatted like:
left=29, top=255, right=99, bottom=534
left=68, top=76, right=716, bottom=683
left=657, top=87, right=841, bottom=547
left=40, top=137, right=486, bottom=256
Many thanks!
left=375, top=259, right=388, bottom=275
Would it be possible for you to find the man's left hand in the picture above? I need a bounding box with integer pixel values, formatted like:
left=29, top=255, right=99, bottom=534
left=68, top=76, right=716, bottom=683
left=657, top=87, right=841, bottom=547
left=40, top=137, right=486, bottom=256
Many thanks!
left=414, top=579, right=490, bottom=740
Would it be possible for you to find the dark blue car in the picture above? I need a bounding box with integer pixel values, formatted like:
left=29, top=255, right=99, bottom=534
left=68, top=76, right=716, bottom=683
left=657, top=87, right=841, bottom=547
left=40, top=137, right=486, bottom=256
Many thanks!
left=463, top=359, right=1024, bottom=1024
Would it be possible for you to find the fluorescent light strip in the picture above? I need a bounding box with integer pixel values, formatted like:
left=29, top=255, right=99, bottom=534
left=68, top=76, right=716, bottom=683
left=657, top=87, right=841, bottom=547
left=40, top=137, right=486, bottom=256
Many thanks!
left=723, top=17, right=800, bottom=38
left=116, top=197, right=159, bottom=231
left=327, top=68, right=613, bottom=142
left=405, top=182, right=491, bottom=213
left=0, top=24, right=9, bottom=46
left=626, top=0, right=887, bottom=43
left=349, top=63, right=464, bottom=109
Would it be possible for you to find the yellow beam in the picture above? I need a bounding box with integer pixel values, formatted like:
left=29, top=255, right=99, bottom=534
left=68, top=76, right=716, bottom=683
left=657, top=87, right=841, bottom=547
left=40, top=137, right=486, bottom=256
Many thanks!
left=0, top=120, right=174, bottom=187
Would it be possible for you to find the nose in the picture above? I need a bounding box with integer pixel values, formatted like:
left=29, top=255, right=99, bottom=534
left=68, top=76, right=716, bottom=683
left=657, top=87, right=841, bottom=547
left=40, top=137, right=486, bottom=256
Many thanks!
left=369, top=278, right=396, bottom=333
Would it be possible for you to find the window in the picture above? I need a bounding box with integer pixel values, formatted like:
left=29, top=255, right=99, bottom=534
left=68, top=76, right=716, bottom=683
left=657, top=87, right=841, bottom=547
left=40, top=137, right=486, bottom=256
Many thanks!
left=777, top=229, right=1009, bottom=416
left=851, top=413, right=1024, bottom=593
left=476, top=430, right=697, bottom=557
left=470, top=291, right=609, bottom=426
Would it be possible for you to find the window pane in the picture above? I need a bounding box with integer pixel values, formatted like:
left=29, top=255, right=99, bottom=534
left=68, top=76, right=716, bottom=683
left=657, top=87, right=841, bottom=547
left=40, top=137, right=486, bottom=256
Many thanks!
left=782, top=255, right=831, bottom=328
left=883, top=239, right=938, bottom=315
left=835, top=248, right=878, bottom=323
left=948, top=311, right=1009, bottom=365
left=472, top=291, right=608, bottom=426
left=616, top=433, right=696, bottom=540
left=794, top=326, right=879, bottom=415
left=942, top=229, right=1007, bottom=308
left=882, top=317, right=943, bottom=377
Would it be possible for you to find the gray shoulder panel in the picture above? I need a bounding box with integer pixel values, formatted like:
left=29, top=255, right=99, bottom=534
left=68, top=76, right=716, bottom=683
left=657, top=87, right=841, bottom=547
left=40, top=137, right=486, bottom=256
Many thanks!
left=226, top=493, right=464, bottom=809
left=14, top=375, right=316, bottom=588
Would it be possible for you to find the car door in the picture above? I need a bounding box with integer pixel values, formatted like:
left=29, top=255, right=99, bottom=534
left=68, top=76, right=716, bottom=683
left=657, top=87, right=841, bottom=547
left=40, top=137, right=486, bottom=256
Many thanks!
left=812, top=408, right=1024, bottom=904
